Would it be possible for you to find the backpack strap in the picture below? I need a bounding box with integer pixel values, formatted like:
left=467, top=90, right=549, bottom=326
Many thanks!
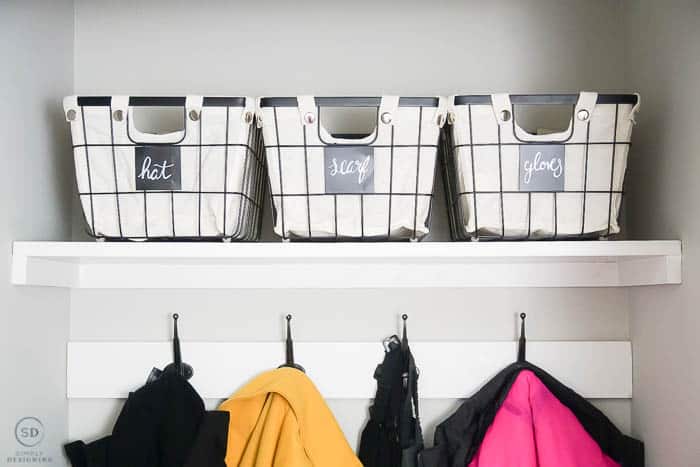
left=409, top=351, right=423, bottom=449
left=400, top=347, right=424, bottom=467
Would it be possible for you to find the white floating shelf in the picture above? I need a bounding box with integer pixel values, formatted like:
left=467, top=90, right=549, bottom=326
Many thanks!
left=12, top=240, right=681, bottom=289
left=67, top=341, right=632, bottom=400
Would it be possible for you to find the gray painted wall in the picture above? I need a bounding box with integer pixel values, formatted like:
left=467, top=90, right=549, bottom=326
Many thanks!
left=624, top=0, right=700, bottom=465
left=73, top=0, right=628, bottom=95
left=0, top=1, right=74, bottom=466
left=68, top=0, right=635, bottom=453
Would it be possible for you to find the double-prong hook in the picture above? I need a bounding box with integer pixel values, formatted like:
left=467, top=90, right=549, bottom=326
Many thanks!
left=517, top=313, right=527, bottom=363
left=163, top=313, right=194, bottom=380
left=279, top=314, right=305, bottom=373
left=401, top=314, right=409, bottom=350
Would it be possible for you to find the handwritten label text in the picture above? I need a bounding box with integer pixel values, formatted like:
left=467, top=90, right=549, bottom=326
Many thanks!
left=135, top=146, right=182, bottom=191
left=519, top=144, right=566, bottom=192
left=324, top=147, right=375, bottom=194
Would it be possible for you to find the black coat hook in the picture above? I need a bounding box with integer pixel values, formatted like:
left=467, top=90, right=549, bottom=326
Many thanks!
left=163, top=314, right=194, bottom=380
left=517, top=313, right=527, bottom=363
left=279, top=314, right=305, bottom=373
left=401, top=314, right=409, bottom=350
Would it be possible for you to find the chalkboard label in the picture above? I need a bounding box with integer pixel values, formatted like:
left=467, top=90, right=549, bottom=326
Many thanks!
left=519, top=144, right=565, bottom=192
left=135, top=146, right=182, bottom=191
left=324, top=147, right=374, bottom=194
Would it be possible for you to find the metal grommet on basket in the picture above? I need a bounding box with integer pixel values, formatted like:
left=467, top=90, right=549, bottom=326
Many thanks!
left=66, top=109, right=77, bottom=121
left=380, top=112, right=393, bottom=125
left=499, top=109, right=511, bottom=123
left=243, top=111, right=253, bottom=125
left=189, top=109, right=200, bottom=122
left=577, top=109, right=591, bottom=122
left=447, top=111, right=456, bottom=125
left=112, top=109, right=124, bottom=122
left=303, top=112, right=316, bottom=125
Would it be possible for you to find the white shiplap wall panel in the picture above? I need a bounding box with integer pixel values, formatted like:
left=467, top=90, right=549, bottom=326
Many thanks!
left=67, top=341, right=632, bottom=400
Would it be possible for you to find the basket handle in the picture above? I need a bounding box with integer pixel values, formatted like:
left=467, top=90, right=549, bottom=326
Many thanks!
left=491, top=92, right=598, bottom=143
left=629, top=93, right=641, bottom=124
left=297, top=95, right=400, bottom=145
left=111, top=95, right=203, bottom=145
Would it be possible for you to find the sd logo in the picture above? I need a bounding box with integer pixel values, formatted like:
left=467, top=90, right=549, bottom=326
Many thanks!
left=14, top=417, right=44, bottom=447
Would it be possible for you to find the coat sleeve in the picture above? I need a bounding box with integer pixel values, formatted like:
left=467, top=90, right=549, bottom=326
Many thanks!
left=64, top=437, right=110, bottom=467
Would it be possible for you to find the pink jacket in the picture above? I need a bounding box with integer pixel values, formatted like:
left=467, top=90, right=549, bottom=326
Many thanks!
left=469, top=370, right=619, bottom=467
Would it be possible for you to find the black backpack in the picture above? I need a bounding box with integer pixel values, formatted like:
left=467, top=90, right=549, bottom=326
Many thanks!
left=359, top=334, right=423, bottom=467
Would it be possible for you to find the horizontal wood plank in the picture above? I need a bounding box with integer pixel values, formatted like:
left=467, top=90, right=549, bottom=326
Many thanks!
left=67, top=341, right=632, bottom=399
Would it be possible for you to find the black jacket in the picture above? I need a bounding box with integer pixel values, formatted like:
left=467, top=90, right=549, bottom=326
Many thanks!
left=65, top=373, right=228, bottom=467
left=418, top=361, right=644, bottom=467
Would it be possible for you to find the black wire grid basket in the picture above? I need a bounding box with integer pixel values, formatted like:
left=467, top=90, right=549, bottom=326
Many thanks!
left=63, top=96, right=265, bottom=241
left=258, top=96, right=446, bottom=241
left=441, top=93, right=639, bottom=241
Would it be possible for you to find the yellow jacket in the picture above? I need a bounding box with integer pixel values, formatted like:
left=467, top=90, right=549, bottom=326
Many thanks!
left=218, top=367, right=362, bottom=467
